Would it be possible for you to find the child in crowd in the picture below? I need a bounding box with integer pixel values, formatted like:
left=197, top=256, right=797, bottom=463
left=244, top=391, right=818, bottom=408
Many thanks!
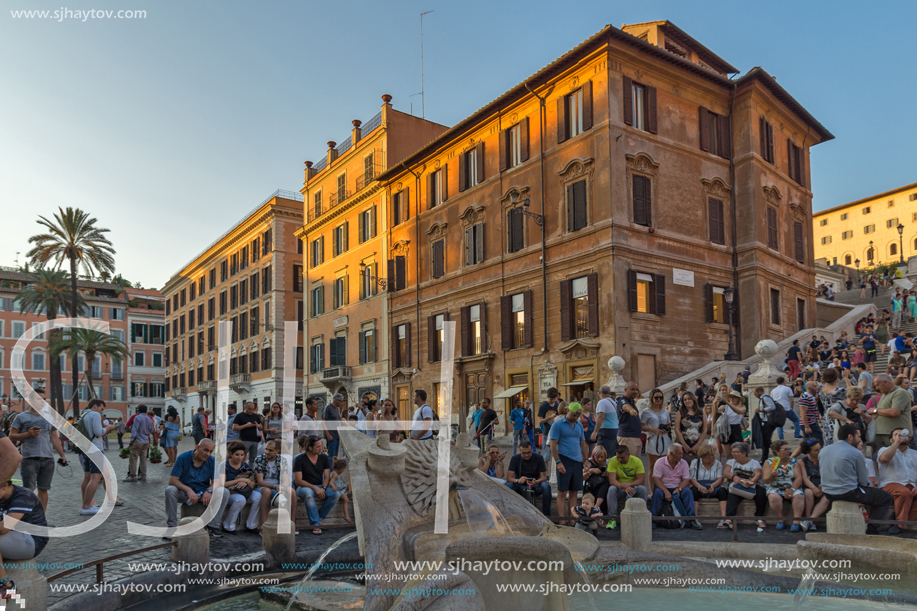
left=329, top=458, right=352, bottom=523
left=572, top=492, right=602, bottom=535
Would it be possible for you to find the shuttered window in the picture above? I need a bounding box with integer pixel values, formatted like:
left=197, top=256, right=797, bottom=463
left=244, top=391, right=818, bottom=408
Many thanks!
left=793, top=221, right=805, bottom=264
left=507, top=207, right=525, bottom=253
left=465, top=223, right=484, bottom=266
left=705, top=284, right=727, bottom=324
left=333, top=223, right=349, bottom=256
left=427, top=313, right=448, bottom=363
left=310, top=237, right=324, bottom=268
left=766, top=206, right=779, bottom=250
left=329, top=337, right=346, bottom=367
left=567, top=180, right=587, bottom=232
left=358, top=206, right=377, bottom=243
left=499, top=118, right=529, bottom=171
left=459, top=142, right=484, bottom=192
left=699, top=107, right=730, bottom=159
left=787, top=140, right=805, bottom=187
left=557, top=81, right=594, bottom=143
left=622, top=76, right=657, bottom=134
left=427, top=168, right=447, bottom=208
left=500, top=291, right=532, bottom=350
left=432, top=240, right=445, bottom=279
left=387, top=256, right=406, bottom=292
left=359, top=329, right=376, bottom=364
left=461, top=303, right=486, bottom=356
left=770, top=288, right=781, bottom=326
left=633, top=174, right=652, bottom=227
left=393, top=188, right=409, bottom=226
left=560, top=274, right=599, bottom=340
left=333, top=276, right=349, bottom=309
left=393, top=323, right=411, bottom=368
left=708, top=198, right=725, bottom=245
left=759, top=118, right=775, bottom=164
left=626, top=270, right=666, bottom=316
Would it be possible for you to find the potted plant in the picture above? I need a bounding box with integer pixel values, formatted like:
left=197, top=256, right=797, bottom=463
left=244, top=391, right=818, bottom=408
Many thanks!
left=149, top=445, right=163, bottom=463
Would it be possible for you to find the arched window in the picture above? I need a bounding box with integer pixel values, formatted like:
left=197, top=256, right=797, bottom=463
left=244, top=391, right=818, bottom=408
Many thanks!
left=845, top=254, right=852, bottom=265
left=891, top=243, right=898, bottom=256
left=913, top=237, right=917, bottom=251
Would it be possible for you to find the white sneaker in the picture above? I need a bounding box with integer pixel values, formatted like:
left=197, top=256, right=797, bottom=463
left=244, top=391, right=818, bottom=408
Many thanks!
left=805, top=521, right=817, bottom=532
left=79, top=506, right=100, bottom=515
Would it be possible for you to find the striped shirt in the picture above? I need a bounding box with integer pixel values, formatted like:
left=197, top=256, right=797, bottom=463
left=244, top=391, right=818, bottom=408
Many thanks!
left=799, top=392, right=819, bottom=425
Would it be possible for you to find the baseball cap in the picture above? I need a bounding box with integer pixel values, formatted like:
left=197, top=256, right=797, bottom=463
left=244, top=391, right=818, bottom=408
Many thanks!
left=567, top=402, right=583, bottom=414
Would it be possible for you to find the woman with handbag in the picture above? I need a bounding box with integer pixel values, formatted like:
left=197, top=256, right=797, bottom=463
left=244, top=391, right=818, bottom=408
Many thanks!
left=582, top=446, right=610, bottom=513
left=791, top=439, right=831, bottom=532
left=689, top=444, right=729, bottom=528
left=222, top=440, right=262, bottom=533
left=762, top=440, right=804, bottom=531
left=641, top=389, right=671, bottom=496
left=723, top=441, right=767, bottom=530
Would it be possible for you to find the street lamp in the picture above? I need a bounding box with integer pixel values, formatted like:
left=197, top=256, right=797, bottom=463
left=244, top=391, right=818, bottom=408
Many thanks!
left=358, top=261, right=387, bottom=290
left=518, top=198, right=545, bottom=227
left=898, top=223, right=905, bottom=264
left=723, top=286, right=739, bottom=361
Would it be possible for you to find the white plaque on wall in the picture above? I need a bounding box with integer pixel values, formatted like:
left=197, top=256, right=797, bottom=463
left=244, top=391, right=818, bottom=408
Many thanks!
left=672, top=269, right=694, bottom=287
left=333, top=316, right=349, bottom=328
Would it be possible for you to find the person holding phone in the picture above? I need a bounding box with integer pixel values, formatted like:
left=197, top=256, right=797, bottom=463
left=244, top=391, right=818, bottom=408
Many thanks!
left=9, top=405, right=67, bottom=511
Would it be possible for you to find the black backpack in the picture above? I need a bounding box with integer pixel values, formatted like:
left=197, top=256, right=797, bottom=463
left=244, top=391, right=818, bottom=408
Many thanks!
left=765, top=395, right=787, bottom=428
left=656, top=500, right=682, bottom=529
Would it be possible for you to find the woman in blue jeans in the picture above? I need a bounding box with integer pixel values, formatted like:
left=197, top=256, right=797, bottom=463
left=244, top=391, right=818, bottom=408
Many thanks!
left=293, top=436, right=340, bottom=535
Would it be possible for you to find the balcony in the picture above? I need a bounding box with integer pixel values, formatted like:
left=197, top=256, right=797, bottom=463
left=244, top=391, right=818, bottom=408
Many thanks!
left=321, top=366, right=351, bottom=386
left=229, top=373, right=251, bottom=392
left=172, top=387, right=187, bottom=400
left=111, top=370, right=124, bottom=381
left=329, top=190, right=351, bottom=209
left=308, top=202, right=323, bottom=222
left=355, top=164, right=381, bottom=192
left=198, top=380, right=216, bottom=393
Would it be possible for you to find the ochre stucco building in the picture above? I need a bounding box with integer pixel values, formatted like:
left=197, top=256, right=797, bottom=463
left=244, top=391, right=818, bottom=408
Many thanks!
left=376, top=21, right=833, bottom=430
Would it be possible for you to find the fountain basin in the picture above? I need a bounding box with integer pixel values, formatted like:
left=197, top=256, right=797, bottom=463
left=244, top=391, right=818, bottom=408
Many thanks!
left=568, top=589, right=909, bottom=610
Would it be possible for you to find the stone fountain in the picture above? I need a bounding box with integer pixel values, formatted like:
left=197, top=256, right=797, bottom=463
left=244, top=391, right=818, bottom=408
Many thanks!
left=337, top=427, right=599, bottom=611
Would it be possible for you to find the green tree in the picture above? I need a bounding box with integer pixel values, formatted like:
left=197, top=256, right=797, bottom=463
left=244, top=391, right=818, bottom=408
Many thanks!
left=27, top=208, right=116, bottom=417
left=17, top=270, right=86, bottom=415
left=49, top=326, right=130, bottom=403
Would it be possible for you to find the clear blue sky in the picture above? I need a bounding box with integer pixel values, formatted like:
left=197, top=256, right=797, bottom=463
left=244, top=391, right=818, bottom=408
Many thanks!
left=2, top=0, right=914, bottom=288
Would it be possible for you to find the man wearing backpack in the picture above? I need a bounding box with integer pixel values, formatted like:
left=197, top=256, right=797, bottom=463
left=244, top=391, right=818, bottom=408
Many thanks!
left=75, top=399, right=118, bottom=515
left=410, top=390, right=435, bottom=441
left=753, top=387, right=783, bottom=462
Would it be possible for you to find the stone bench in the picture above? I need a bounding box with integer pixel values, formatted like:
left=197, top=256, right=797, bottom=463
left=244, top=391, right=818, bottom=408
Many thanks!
left=2, top=561, right=46, bottom=611
left=179, top=491, right=351, bottom=529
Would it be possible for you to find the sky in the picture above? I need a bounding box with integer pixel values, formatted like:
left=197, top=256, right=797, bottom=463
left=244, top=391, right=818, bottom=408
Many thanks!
left=1, top=0, right=915, bottom=289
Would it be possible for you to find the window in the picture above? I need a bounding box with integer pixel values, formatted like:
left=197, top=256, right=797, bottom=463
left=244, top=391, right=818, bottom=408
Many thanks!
left=333, top=275, right=349, bottom=309
left=293, top=265, right=303, bottom=293
left=632, top=175, right=652, bottom=227
left=821, top=236, right=832, bottom=245
left=310, top=340, right=324, bottom=373
left=262, top=265, right=272, bottom=293
left=230, top=285, right=238, bottom=310
left=819, top=219, right=827, bottom=227
left=841, top=213, right=848, bottom=220
left=209, top=268, right=216, bottom=289
left=863, top=207, right=871, bottom=214
left=887, top=218, right=899, bottom=228
left=787, top=140, right=804, bottom=186
left=297, top=238, right=303, bottom=255
left=706, top=285, right=727, bottom=324
left=207, top=326, right=214, bottom=351
left=180, top=289, right=186, bottom=307
left=190, top=282, right=197, bottom=301
left=359, top=206, right=377, bottom=243
left=501, top=292, right=532, bottom=351
left=845, top=254, right=852, bottom=265
left=363, top=153, right=375, bottom=184
left=32, top=352, right=45, bottom=371
left=392, top=189, right=409, bottom=226
left=459, top=144, right=483, bottom=192
left=842, top=231, right=853, bottom=240
left=387, top=256, right=406, bottom=292
left=891, top=243, right=898, bottom=256
left=360, top=263, right=378, bottom=300
left=864, top=225, right=875, bottom=234
left=252, top=237, right=261, bottom=261
left=793, top=222, right=805, bottom=263
left=249, top=350, right=258, bottom=374
left=770, top=288, right=781, bottom=326
left=507, top=207, right=525, bottom=253
left=467, top=305, right=483, bottom=355
left=567, top=180, right=588, bottom=232
left=152, top=352, right=162, bottom=368
left=110, top=386, right=125, bottom=401
left=427, top=313, right=447, bottom=362
left=110, top=308, right=125, bottom=321
left=311, top=284, right=324, bottom=317
left=189, top=308, right=195, bottom=329
left=359, top=328, right=375, bottom=364
left=699, top=107, right=729, bottom=158
left=250, top=306, right=258, bottom=336
left=263, top=228, right=272, bottom=254
left=572, top=277, right=590, bottom=338
left=311, top=237, right=324, bottom=267
left=336, top=173, right=347, bottom=203
left=566, top=88, right=584, bottom=137
left=240, top=311, right=249, bottom=340
left=623, top=77, right=655, bottom=133
left=427, top=169, right=446, bottom=208
left=393, top=323, right=410, bottom=368
left=465, top=223, right=484, bottom=265
left=431, top=240, right=445, bottom=279
left=329, top=336, right=346, bottom=367
left=626, top=271, right=664, bottom=318
left=250, top=272, right=259, bottom=300
left=500, top=119, right=529, bottom=171
left=296, top=301, right=303, bottom=331
left=312, top=190, right=322, bottom=218
left=708, top=198, right=725, bottom=245
left=759, top=118, right=775, bottom=164
left=766, top=206, right=779, bottom=250
left=239, top=280, right=248, bottom=305
left=889, top=200, right=895, bottom=208
left=333, top=223, right=349, bottom=256
left=219, top=291, right=227, bottom=315
left=134, top=351, right=145, bottom=367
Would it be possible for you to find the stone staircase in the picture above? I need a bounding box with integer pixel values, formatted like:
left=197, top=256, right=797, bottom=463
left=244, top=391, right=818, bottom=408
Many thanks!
left=832, top=285, right=917, bottom=375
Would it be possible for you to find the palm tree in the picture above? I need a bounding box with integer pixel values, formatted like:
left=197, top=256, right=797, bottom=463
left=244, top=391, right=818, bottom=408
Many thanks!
left=27, top=207, right=116, bottom=418
left=49, top=327, right=130, bottom=403
left=17, top=270, right=86, bottom=416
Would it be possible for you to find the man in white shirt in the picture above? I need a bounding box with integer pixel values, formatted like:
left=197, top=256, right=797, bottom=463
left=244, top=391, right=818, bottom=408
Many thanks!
left=877, top=428, right=917, bottom=534
left=770, top=377, right=801, bottom=440
left=410, top=390, right=435, bottom=441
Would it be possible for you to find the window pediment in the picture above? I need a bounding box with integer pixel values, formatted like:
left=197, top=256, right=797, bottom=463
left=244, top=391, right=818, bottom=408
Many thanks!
left=701, top=177, right=731, bottom=199
left=558, top=157, right=596, bottom=181
left=458, top=205, right=485, bottom=226
left=426, top=222, right=448, bottom=241
left=624, top=153, right=658, bottom=177
left=762, top=185, right=782, bottom=205
left=499, top=186, right=531, bottom=209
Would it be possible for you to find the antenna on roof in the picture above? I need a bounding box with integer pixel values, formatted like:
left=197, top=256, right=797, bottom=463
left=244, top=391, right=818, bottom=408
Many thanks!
left=420, top=10, right=434, bottom=119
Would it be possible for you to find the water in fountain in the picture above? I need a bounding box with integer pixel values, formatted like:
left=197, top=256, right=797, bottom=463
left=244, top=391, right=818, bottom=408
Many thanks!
left=573, top=561, right=598, bottom=611
left=793, top=568, right=817, bottom=610
left=284, top=531, right=358, bottom=611
left=457, top=488, right=514, bottom=536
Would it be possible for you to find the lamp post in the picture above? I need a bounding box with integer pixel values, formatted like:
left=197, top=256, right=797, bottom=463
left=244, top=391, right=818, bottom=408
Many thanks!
left=898, top=223, right=905, bottom=264
left=358, top=262, right=388, bottom=290
left=723, top=286, right=739, bottom=361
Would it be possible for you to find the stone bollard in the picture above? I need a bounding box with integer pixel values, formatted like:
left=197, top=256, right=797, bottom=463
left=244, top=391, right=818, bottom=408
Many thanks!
left=826, top=500, right=866, bottom=535
left=3, top=562, right=46, bottom=611
left=171, top=516, right=210, bottom=564
left=262, top=507, right=295, bottom=562
left=620, top=497, right=652, bottom=551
